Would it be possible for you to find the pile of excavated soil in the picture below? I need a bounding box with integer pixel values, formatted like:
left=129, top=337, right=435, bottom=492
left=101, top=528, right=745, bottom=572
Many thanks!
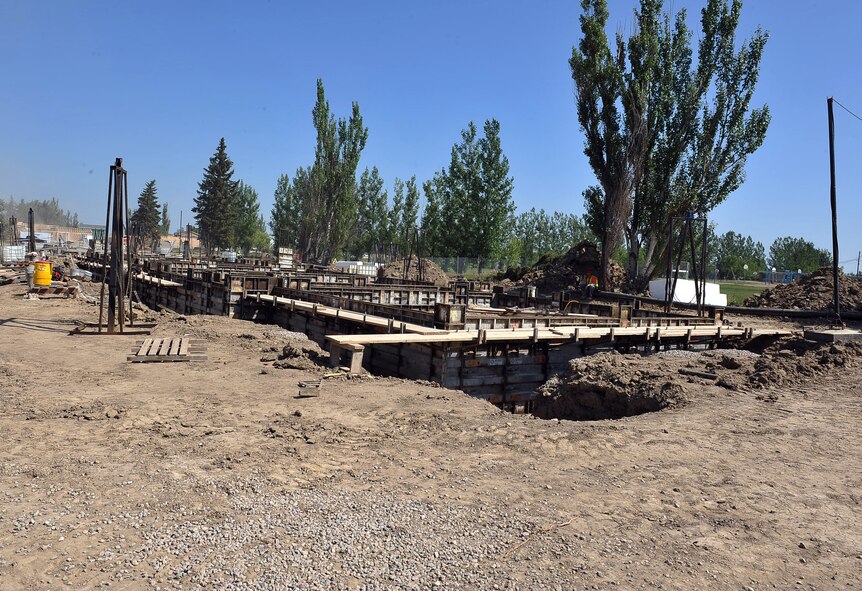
left=534, top=337, right=862, bottom=419
left=744, top=267, right=862, bottom=310
left=501, top=241, right=626, bottom=294
left=535, top=351, right=687, bottom=420
left=265, top=341, right=329, bottom=372
left=378, top=256, right=449, bottom=287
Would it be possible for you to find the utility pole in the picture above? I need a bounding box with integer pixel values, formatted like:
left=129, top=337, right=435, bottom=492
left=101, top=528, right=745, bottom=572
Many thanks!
left=856, top=251, right=860, bottom=277
left=827, top=97, right=842, bottom=326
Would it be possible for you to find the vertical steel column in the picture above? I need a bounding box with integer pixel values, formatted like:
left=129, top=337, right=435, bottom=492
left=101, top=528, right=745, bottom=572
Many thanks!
left=827, top=97, right=842, bottom=325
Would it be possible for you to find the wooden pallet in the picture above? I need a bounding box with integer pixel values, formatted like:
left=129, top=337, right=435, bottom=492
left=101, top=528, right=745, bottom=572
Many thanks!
left=128, top=337, right=207, bottom=363
left=29, top=285, right=79, bottom=296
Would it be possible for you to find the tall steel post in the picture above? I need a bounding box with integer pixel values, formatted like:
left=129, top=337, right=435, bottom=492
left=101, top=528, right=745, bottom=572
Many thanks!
left=827, top=97, right=842, bottom=325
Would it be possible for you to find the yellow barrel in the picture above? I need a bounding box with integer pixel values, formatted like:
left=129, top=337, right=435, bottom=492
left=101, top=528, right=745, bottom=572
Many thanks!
left=34, top=261, right=53, bottom=286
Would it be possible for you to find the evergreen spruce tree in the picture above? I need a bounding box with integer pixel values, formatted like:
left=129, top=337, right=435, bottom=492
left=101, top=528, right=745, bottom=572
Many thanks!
left=193, top=138, right=239, bottom=252
left=130, top=180, right=161, bottom=248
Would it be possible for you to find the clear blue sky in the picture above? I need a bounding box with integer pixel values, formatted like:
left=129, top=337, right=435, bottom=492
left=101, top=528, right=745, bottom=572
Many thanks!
left=2, top=1, right=862, bottom=267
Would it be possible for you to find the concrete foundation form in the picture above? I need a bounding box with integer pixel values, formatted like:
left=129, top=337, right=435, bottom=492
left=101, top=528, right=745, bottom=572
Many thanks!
left=80, top=255, right=791, bottom=411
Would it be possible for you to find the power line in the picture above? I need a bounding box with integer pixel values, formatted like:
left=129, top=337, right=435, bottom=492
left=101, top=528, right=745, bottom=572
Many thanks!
left=832, top=97, right=862, bottom=124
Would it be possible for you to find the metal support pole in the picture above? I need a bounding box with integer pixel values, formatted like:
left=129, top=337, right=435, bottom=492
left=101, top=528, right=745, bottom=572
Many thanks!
left=827, top=97, right=842, bottom=325
left=97, top=166, right=113, bottom=333
left=28, top=208, right=35, bottom=254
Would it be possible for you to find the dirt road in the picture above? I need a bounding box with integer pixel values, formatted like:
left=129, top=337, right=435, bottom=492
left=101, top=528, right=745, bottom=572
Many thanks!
left=0, top=283, right=859, bottom=590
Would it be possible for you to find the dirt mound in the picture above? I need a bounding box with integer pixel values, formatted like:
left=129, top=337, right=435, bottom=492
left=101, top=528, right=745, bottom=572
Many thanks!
left=534, top=351, right=687, bottom=420
left=743, top=267, right=862, bottom=311
left=378, top=256, right=449, bottom=287
left=749, top=338, right=862, bottom=392
left=534, top=338, right=862, bottom=419
left=265, top=341, right=328, bottom=372
left=501, top=241, right=626, bottom=294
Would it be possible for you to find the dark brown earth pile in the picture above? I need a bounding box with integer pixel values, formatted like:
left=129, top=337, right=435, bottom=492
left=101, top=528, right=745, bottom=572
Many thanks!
left=262, top=341, right=329, bottom=372
left=748, top=338, right=862, bottom=391
left=744, top=267, right=862, bottom=310
left=534, top=338, right=862, bottom=419
left=534, top=351, right=687, bottom=420
left=501, top=241, right=626, bottom=294
left=377, top=256, right=450, bottom=287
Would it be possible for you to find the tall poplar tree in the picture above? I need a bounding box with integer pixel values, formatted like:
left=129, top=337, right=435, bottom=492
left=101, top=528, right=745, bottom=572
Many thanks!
left=424, top=120, right=514, bottom=258
left=348, top=166, right=388, bottom=259
left=296, top=79, right=368, bottom=262
left=235, top=180, right=263, bottom=253
left=571, top=0, right=770, bottom=286
left=270, top=171, right=304, bottom=252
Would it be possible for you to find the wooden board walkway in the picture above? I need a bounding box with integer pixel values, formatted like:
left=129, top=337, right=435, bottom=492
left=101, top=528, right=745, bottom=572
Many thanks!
left=254, top=293, right=446, bottom=335
left=327, top=325, right=793, bottom=347
left=128, top=337, right=207, bottom=363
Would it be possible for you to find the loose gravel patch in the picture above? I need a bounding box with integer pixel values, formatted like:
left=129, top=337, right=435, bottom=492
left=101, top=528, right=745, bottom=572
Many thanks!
left=129, top=483, right=553, bottom=591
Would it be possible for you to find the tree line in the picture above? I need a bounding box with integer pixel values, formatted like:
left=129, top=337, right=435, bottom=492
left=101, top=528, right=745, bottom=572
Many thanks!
left=701, top=231, right=832, bottom=279
left=265, top=81, right=519, bottom=264
left=0, top=197, right=79, bottom=227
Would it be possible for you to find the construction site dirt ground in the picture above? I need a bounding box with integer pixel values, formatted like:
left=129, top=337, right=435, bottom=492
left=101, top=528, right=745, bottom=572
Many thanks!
left=0, top=283, right=860, bottom=590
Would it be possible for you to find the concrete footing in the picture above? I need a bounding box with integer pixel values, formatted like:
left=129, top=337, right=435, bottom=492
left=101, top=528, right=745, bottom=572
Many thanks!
left=803, top=328, right=862, bottom=343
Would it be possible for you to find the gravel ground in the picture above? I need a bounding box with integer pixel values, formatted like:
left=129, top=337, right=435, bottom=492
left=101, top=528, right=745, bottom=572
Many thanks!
left=131, top=483, right=550, bottom=591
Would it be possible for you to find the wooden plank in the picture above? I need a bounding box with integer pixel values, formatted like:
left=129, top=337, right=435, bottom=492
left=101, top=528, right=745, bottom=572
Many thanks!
left=178, top=338, right=190, bottom=356
left=146, top=339, right=163, bottom=356
left=138, top=338, right=154, bottom=356
left=169, top=338, right=181, bottom=356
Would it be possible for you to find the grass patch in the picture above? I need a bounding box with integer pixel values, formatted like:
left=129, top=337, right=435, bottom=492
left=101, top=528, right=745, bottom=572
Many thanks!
left=719, top=280, right=770, bottom=306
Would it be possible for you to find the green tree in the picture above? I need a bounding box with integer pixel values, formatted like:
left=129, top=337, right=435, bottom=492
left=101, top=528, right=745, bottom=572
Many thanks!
left=235, top=180, right=264, bottom=253
left=571, top=0, right=770, bottom=287
left=512, top=208, right=594, bottom=264
left=713, top=231, right=765, bottom=279
left=387, top=178, right=405, bottom=250
left=270, top=170, right=305, bottom=252
left=430, top=120, right=515, bottom=258
left=131, top=180, right=161, bottom=247
left=348, top=167, right=388, bottom=259
left=768, top=236, right=832, bottom=273
left=193, top=138, right=239, bottom=252
left=475, top=119, right=515, bottom=259
left=160, top=203, right=170, bottom=235
left=3, top=196, right=79, bottom=227
left=401, top=176, right=420, bottom=250
left=421, top=171, right=447, bottom=256
left=295, top=79, right=368, bottom=262
left=250, top=215, right=272, bottom=252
